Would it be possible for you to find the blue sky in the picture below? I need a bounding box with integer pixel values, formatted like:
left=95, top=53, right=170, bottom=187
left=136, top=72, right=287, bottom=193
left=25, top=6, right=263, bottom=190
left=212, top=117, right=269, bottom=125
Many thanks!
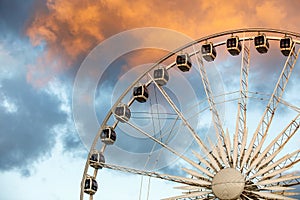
left=0, top=0, right=300, bottom=199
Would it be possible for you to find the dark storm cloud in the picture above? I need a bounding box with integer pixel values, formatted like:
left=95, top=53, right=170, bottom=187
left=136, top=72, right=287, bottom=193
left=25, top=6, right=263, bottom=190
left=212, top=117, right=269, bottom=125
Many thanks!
left=0, top=0, right=35, bottom=35
left=0, top=76, right=67, bottom=175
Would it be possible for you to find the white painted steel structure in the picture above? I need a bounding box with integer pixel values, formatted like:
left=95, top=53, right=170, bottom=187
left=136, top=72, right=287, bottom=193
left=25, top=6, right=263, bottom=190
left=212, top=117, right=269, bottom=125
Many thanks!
left=80, top=28, right=300, bottom=200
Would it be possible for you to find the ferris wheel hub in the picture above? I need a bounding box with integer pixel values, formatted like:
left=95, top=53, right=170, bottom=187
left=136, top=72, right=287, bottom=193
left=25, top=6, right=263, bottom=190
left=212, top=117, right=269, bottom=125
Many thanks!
left=212, top=168, right=245, bottom=200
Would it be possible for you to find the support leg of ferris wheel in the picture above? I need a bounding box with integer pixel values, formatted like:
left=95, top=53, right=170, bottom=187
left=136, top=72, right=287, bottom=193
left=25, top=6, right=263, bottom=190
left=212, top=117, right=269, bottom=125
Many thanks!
left=194, top=50, right=232, bottom=167
left=233, top=36, right=250, bottom=169
left=241, top=44, right=300, bottom=169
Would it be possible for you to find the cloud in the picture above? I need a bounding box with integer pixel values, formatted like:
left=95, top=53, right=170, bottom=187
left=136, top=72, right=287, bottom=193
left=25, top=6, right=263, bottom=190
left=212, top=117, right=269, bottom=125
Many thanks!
left=255, top=1, right=287, bottom=28
left=0, top=36, right=71, bottom=176
left=0, top=2, right=299, bottom=198
left=0, top=0, right=35, bottom=35
left=24, top=0, right=300, bottom=87
left=0, top=75, right=68, bottom=175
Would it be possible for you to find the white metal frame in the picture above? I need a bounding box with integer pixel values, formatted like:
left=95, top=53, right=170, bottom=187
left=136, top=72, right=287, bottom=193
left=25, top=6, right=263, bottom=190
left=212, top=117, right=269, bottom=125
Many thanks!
left=80, top=28, right=300, bottom=200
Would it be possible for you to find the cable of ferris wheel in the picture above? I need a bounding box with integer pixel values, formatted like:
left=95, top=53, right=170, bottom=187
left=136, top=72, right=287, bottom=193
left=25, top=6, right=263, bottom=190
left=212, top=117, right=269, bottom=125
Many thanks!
left=131, top=90, right=298, bottom=127
left=138, top=82, right=159, bottom=200
left=129, top=94, right=297, bottom=138
left=136, top=115, right=187, bottom=200
left=248, top=91, right=300, bottom=113
left=138, top=83, right=184, bottom=200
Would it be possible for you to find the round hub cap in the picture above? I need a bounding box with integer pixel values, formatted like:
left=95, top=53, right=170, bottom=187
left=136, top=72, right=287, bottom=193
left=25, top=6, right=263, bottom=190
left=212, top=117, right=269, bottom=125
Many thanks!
left=212, top=168, right=245, bottom=200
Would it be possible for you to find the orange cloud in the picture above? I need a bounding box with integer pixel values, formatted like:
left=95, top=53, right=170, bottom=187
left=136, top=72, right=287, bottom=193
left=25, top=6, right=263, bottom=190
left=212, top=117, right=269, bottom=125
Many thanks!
left=26, top=0, right=300, bottom=86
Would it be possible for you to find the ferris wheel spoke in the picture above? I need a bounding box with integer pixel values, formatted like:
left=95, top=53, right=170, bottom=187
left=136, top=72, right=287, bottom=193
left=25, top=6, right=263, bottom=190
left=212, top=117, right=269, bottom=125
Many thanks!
left=239, top=128, right=248, bottom=171
left=207, top=137, right=225, bottom=168
left=181, top=167, right=212, bottom=182
left=259, top=165, right=294, bottom=181
left=126, top=120, right=214, bottom=178
left=276, top=153, right=300, bottom=171
left=192, top=150, right=220, bottom=172
left=273, top=191, right=300, bottom=197
left=194, top=52, right=231, bottom=162
left=174, top=185, right=206, bottom=190
left=246, top=190, right=297, bottom=200
left=261, top=186, right=296, bottom=191
left=147, top=73, right=223, bottom=168
left=247, top=46, right=300, bottom=166
left=143, top=116, right=181, bottom=174
left=274, top=156, right=300, bottom=187
left=161, top=190, right=211, bottom=200
left=224, top=128, right=232, bottom=163
left=262, top=168, right=300, bottom=188
left=216, top=134, right=230, bottom=168
left=254, top=174, right=300, bottom=186
left=250, top=149, right=300, bottom=179
left=98, top=162, right=211, bottom=187
left=265, top=161, right=300, bottom=187
left=257, top=146, right=300, bottom=173
left=247, top=114, right=300, bottom=172
left=233, top=37, right=250, bottom=168
left=278, top=97, right=300, bottom=113
left=257, top=157, right=299, bottom=182
left=240, top=193, right=254, bottom=200
left=240, top=130, right=254, bottom=168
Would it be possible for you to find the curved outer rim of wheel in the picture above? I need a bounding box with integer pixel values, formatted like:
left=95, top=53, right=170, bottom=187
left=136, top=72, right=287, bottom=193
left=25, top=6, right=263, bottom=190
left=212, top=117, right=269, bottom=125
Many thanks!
left=79, top=28, right=300, bottom=199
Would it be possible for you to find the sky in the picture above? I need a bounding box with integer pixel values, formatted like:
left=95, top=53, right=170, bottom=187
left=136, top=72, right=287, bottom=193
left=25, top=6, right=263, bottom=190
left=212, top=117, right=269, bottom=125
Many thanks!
left=0, top=0, right=300, bottom=199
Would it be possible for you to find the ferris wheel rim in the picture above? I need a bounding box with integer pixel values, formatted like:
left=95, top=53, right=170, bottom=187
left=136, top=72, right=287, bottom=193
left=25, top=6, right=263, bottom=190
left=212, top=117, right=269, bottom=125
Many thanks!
left=91, top=28, right=300, bottom=143
left=80, top=27, right=300, bottom=200
left=95, top=28, right=300, bottom=126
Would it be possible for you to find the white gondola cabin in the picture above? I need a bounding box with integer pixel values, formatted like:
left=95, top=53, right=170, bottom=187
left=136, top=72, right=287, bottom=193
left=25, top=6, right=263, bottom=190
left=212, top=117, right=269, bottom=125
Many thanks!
left=201, top=42, right=217, bottom=62
left=227, top=36, right=241, bottom=56
left=114, top=104, right=131, bottom=122
left=133, top=84, right=149, bottom=103
left=176, top=53, right=192, bottom=72
left=89, top=151, right=105, bottom=169
left=153, top=67, right=169, bottom=86
left=254, top=34, right=269, bottom=54
left=84, top=176, right=98, bottom=195
left=280, top=36, right=294, bottom=56
left=100, top=127, right=116, bottom=144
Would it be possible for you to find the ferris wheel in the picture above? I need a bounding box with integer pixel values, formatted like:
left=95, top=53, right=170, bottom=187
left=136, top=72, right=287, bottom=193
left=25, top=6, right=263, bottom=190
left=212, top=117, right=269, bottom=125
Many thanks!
left=79, top=28, right=300, bottom=200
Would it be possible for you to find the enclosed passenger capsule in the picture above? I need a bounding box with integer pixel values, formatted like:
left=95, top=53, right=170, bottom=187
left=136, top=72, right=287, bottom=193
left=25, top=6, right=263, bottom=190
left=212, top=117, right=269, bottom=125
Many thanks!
left=254, top=34, right=269, bottom=54
left=176, top=53, right=192, bottom=72
left=201, top=42, right=217, bottom=62
left=100, top=127, right=116, bottom=145
left=89, top=151, right=105, bottom=169
left=114, top=104, right=131, bottom=122
left=84, top=176, right=98, bottom=195
left=153, top=67, right=169, bottom=86
left=280, top=36, right=294, bottom=56
left=133, top=84, right=149, bottom=103
left=227, top=36, right=241, bottom=56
